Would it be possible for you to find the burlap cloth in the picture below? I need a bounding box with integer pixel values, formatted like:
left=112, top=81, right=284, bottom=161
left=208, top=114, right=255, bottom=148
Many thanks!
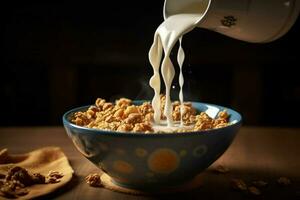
left=0, top=147, right=73, bottom=199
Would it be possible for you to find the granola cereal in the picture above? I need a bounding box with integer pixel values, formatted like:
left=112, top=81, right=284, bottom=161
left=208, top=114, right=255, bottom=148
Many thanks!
left=46, top=171, right=64, bottom=184
left=47, top=171, right=64, bottom=179
left=71, top=96, right=230, bottom=133
left=32, top=173, right=46, bottom=184
left=0, top=184, right=23, bottom=198
left=0, top=166, right=64, bottom=198
left=6, top=166, right=33, bottom=186
left=85, top=173, right=102, bottom=187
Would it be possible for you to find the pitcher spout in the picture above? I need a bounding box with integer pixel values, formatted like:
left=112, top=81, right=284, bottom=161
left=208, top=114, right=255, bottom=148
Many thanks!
left=164, top=0, right=300, bottom=43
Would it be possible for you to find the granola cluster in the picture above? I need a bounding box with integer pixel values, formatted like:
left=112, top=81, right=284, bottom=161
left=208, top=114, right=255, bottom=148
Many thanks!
left=0, top=166, right=63, bottom=198
left=72, top=96, right=230, bottom=133
left=85, top=173, right=102, bottom=187
left=46, top=171, right=64, bottom=184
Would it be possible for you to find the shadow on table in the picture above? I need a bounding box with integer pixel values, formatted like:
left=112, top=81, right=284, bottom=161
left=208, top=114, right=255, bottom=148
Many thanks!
left=33, top=167, right=299, bottom=200
left=144, top=168, right=300, bottom=200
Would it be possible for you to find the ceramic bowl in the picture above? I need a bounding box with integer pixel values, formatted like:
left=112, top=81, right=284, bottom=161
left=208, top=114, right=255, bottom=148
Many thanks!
left=63, top=101, right=242, bottom=190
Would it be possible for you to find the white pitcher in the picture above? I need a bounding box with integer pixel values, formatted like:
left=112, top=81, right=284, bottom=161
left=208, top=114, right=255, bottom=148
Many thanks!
left=164, top=0, right=300, bottom=43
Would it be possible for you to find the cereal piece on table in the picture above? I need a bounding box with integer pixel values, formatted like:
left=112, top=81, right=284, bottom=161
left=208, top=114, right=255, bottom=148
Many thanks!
left=277, top=177, right=291, bottom=186
left=252, top=180, right=268, bottom=187
left=231, top=178, right=247, bottom=191
left=248, top=186, right=261, bottom=196
left=85, top=173, right=102, bottom=187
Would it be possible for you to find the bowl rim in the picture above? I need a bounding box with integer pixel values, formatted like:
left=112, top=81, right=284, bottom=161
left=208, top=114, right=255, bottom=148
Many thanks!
left=62, top=101, right=242, bottom=137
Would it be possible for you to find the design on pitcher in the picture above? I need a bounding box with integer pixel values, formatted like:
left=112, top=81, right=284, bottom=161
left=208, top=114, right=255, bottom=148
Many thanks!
left=221, top=16, right=237, bottom=27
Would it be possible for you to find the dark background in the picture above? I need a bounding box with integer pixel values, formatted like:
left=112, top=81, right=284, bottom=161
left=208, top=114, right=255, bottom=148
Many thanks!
left=1, top=2, right=300, bottom=127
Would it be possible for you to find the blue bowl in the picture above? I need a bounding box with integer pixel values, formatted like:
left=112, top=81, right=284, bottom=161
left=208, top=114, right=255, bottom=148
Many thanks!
left=63, top=101, right=242, bottom=190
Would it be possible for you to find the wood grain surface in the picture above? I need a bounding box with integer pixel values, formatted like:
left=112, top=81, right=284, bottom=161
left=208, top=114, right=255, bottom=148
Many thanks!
left=0, top=127, right=299, bottom=199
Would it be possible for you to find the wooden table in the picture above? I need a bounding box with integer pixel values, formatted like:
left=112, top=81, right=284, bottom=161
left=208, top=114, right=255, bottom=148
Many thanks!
left=0, top=127, right=299, bottom=199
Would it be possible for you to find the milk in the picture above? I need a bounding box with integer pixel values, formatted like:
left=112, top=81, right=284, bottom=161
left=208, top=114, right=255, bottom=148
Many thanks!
left=177, top=37, right=185, bottom=126
left=149, top=14, right=204, bottom=129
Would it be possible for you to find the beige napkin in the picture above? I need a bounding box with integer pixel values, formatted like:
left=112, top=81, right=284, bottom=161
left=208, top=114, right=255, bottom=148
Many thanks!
left=0, top=147, right=74, bottom=199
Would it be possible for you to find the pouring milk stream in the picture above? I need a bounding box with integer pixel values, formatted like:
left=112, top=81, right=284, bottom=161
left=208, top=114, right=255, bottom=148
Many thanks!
left=149, top=14, right=203, bottom=129
left=149, top=0, right=300, bottom=131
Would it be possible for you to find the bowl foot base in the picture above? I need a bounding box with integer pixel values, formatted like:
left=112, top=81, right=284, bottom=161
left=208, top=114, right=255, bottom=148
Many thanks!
left=100, top=173, right=203, bottom=195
